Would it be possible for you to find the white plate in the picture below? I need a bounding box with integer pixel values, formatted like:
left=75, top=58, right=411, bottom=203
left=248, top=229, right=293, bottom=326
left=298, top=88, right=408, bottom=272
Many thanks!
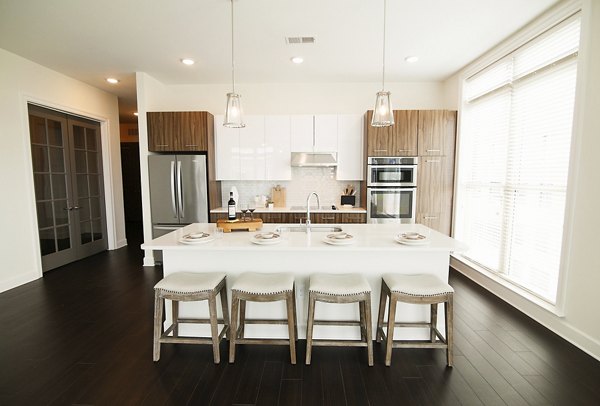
left=179, top=235, right=215, bottom=245
left=326, top=232, right=353, bottom=241
left=323, top=237, right=355, bottom=246
left=251, top=235, right=282, bottom=245
left=394, top=236, right=430, bottom=246
left=184, top=232, right=211, bottom=240
left=399, top=232, right=427, bottom=241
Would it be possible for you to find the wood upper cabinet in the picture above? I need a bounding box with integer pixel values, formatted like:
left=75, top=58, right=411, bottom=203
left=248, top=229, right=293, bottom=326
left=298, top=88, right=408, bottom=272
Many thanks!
left=365, top=110, right=417, bottom=157
left=418, top=110, right=456, bottom=156
left=147, top=111, right=210, bottom=152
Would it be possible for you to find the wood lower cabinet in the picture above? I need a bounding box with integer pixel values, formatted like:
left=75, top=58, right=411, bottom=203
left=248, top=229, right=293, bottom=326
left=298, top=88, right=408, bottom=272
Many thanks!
left=147, top=111, right=211, bottom=152
left=209, top=212, right=366, bottom=224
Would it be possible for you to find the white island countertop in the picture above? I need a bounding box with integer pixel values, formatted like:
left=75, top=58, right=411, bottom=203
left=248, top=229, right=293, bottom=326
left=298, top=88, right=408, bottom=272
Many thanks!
left=142, top=223, right=466, bottom=253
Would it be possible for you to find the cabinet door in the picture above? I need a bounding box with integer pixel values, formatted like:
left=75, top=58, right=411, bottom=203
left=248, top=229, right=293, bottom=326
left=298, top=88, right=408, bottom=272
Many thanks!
left=290, top=115, right=314, bottom=152
left=314, top=115, right=338, bottom=152
left=418, top=110, right=447, bottom=156
left=416, top=213, right=442, bottom=233
left=239, top=116, right=265, bottom=180
left=147, top=112, right=175, bottom=152
left=339, top=213, right=366, bottom=224
left=365, top=110, right=394, bottom=156
left=417, top=156, right=444, bottom=215
left=175, top=112, right=209, bottom=151
left=214, top=115, right=241, bottom=180
left=265, top=115, right=291, bottom=180
left=336, top=114, right=364, bottom=180
left=393, top=110, right=418, bottom=156
left=313, top=213, right=338, bottom=224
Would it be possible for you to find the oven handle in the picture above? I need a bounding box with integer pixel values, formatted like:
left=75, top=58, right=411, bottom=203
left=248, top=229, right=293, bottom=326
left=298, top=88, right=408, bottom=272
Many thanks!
left=367, top=164, right=417, bottom=169
left=367, top=187, right=417, bottom=192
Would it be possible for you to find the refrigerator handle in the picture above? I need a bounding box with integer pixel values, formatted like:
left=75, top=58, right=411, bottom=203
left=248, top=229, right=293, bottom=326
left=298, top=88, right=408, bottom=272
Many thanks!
left=177, top=160, right=184, bottom=218
left=170, top=161, right=177, bottom=218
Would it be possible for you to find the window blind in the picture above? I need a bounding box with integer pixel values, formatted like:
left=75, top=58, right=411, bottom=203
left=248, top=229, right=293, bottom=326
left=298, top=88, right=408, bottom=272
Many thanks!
left=455, top=14, right=580, bottom=303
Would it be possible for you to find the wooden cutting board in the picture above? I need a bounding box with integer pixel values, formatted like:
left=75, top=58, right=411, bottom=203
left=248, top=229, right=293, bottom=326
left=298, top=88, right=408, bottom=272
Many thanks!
left=217, top=218, right=263, bottom=233
left=271, top=187, right=286, bottom=208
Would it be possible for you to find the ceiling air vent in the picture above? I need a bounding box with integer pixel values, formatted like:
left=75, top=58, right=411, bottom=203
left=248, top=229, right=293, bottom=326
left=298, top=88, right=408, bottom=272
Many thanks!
left=285, top=36, right=316, bottom=44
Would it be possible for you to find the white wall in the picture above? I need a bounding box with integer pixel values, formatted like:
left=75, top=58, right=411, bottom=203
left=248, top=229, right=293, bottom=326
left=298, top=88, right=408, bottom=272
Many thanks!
left=451, top=0, right=600, bottom=361
left=136, top=74, right=453, bottom=264
left=0, top=48, right=126, bottom=292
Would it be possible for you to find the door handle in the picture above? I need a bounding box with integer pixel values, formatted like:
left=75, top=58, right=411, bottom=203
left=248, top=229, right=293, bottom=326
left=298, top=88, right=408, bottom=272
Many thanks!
left=177, top=161, right=184, bottom=218
left=170, top=161, right=177, bottom=218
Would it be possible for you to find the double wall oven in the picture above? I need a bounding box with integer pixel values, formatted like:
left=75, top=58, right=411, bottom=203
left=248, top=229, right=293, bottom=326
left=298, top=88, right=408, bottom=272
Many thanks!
left=366, top=157, right=417, bottom=223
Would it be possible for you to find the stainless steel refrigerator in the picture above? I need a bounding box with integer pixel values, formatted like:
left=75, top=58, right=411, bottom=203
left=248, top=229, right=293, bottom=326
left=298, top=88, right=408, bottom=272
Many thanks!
left=148, top=154, right=208, bottom=240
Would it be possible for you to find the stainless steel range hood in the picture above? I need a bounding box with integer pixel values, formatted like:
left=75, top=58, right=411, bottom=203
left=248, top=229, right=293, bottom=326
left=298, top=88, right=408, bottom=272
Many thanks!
left=291, top=152, right=338, bottom=167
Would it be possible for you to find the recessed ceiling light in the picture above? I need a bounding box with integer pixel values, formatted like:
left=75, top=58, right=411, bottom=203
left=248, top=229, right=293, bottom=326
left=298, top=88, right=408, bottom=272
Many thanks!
left=290, top=56, right=304, bottom=64
left=405, top=56, right=419, bottom=63
left=106, top=77, right=119, bottom=84
left=133, top=112, right=139, bottom=116
left=181, top=58, right=195, bottom=65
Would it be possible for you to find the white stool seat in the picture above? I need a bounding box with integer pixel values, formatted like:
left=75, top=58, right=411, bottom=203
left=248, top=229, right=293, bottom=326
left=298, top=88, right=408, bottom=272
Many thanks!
left=232, top=272, right=294, bottom=295
left=382, top=274, right=454, bottom=297
left=309, top=273, right=371, bottom=296
left=154, top=272, right=226, bottom=294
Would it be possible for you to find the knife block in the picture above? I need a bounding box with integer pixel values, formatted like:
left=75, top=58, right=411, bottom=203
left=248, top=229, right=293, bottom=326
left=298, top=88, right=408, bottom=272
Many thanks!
left=340, top=195, right=356, bottom=206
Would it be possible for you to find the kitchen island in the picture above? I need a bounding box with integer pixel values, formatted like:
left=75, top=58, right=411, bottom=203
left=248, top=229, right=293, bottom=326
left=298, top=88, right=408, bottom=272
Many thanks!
left=142, top=223, right=466, bottom=340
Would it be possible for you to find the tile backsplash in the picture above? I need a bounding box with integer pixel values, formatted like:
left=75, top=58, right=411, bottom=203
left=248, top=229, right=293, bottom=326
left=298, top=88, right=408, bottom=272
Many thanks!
left=220, top=167, right=361, bottom=208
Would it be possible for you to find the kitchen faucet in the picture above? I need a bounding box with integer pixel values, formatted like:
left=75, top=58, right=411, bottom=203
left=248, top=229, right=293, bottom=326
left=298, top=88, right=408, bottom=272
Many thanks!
left=305, top=192, right=320, bottom=228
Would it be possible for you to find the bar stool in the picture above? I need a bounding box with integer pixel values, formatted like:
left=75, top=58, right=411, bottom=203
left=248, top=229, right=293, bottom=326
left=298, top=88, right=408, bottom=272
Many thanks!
left=306, top=273, right=373, bottom=366
left=376, top=274, right=454, bottom=367
left=153, top=272, right=229, bottom=363
left=229, top=272, right=297, bottom=364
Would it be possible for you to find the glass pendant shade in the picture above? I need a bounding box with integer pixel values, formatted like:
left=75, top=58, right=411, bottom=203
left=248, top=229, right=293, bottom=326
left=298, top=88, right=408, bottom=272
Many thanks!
left=371, top=91, right=394, bottom=127
left=223, top=92, right=245, bottom=128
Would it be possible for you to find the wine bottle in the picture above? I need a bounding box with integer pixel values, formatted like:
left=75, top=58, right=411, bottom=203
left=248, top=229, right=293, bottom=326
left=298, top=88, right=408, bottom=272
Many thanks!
left=227, top=192, right=236, bottom=220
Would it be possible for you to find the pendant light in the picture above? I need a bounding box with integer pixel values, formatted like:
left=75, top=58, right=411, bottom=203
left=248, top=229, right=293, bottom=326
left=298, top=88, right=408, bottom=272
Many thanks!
left=371, top=0, right=394, bottom=127
left=223, top=0, right=245, bottom=128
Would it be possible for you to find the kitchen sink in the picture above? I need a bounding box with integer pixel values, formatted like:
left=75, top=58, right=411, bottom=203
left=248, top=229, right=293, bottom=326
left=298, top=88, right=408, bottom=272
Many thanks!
left=275, top=225, right=343, bottom=233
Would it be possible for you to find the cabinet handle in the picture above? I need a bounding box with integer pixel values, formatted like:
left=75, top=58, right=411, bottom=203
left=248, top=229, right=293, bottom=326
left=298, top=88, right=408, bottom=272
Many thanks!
left=185, top=144, right=197, bottom=147
left=397, top=149, right=411, bottom=152
left=423, top=216, right=439, bottom=220
left=426, top=159, right=441, bottom=163
left=374, top=149, right=387, bottom=152
left=322, top=216, right=336, bottom=220
left=426, top=149, right=441, bottom=152
left=156, top=144, right=169, bottom=147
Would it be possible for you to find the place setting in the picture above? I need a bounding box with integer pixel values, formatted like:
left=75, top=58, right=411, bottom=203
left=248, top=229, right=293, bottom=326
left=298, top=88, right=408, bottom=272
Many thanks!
left=323, top=232, right=356, bottom=246
left=251, top=231, right=283, bottom=245
left=394, top=231, right=430, bottom=246
left=178, top=231, right=216, bottom=245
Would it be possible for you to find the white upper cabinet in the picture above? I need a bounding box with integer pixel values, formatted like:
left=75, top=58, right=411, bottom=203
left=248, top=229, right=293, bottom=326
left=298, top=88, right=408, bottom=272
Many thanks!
left=290, top=115, right=313, bottom=152
left=215, top=115, right=241, bottom=180
left=265, top=115, right=291, bottom=180
left=314, top=115, right=338, bottom=152
left=239, top=116, right=266, bottom=180
left=336, top=114, right=364, bottom=180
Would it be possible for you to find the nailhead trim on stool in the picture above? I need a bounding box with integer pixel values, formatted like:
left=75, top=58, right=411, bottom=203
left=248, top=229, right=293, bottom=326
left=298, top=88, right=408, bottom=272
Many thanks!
left=305, top=273, right=374, bottom=366
left=153, top=272, right=230, bottom=364
left=376, top=274, right=454, bottom=367
left=229, top=272, right=298, bottom=364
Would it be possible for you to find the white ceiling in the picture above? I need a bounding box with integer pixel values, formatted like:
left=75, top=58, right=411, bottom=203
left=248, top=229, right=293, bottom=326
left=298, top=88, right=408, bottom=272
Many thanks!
left=0, top=0, right=560, bottom=122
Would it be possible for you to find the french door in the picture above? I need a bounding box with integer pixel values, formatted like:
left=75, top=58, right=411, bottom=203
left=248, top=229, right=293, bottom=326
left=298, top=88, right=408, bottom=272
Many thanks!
left=28, top=105, right=108, bottom=271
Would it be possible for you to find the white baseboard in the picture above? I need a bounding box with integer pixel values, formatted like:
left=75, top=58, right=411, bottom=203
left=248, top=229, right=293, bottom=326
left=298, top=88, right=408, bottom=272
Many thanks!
left=115, top=238, right=128, bottom=249
left=451, top=257, right=600, bottom=362
left=0, top=270, right=41, bottom=293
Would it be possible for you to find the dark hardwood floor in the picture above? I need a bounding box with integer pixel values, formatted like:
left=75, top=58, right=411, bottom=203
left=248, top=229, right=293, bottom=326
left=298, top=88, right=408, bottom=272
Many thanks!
left=2, top=230, right=600, bottom=405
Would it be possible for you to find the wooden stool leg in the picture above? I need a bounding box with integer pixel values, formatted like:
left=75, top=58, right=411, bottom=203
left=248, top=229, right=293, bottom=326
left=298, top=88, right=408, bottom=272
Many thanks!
left=208, top=295, right=220, bottom=364
left=286, top=291, right=297, bottom=365
left=153, top=290, right=163, bottom=362
left=305, top=293, right=316, bottom=365
left=172, top=300, right=179, bottom=337
left=430, top=303, right=438, bottom=343
left=385, top=295, right=397, bottom=367
left=376, top=282, right=387, bottom=343
left=219, top=281, right=231, bottom=340
left=364, top=294, right=374, bottom=367
left=445, top=295, right=454, bottom=367
left=359, top=301, right=366, bottom=341
left=292, top=285, right=298, bottom=341
left=229, top=292, right=239, bottom=363
left=239, top=300, right=246, bottom=338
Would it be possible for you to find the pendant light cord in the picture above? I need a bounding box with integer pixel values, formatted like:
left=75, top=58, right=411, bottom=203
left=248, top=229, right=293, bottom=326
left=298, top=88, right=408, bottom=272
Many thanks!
left=231, top=0, right=236, bottom=93
left=381, top=0, right=387, bottom=91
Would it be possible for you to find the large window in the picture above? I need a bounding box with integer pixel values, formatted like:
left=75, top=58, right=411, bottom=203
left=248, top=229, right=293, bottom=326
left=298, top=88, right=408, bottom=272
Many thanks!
left=454, top=14, right=580, bottom=304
